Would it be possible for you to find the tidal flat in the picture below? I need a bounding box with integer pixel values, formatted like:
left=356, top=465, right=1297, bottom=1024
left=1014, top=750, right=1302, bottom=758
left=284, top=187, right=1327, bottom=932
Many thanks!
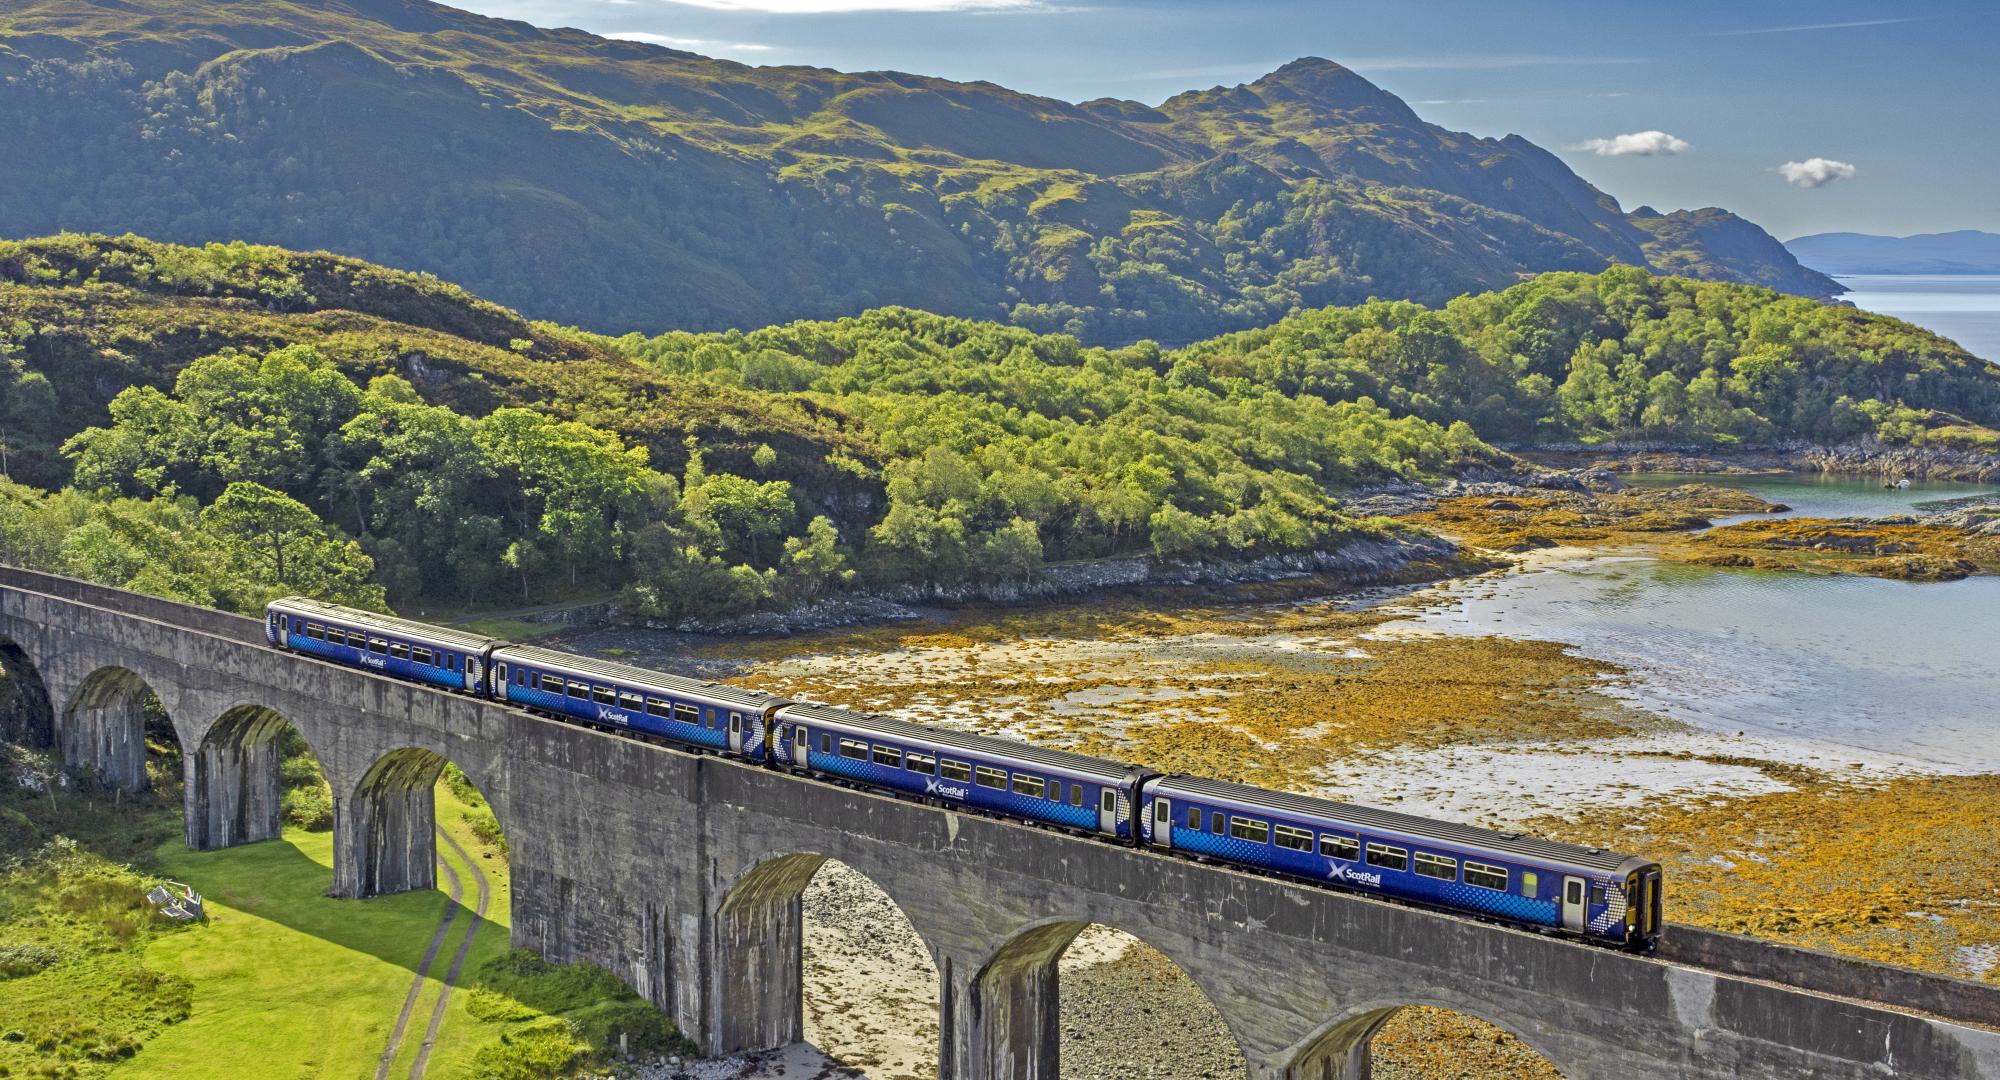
left=577, top=474, right=2000, bottom=1079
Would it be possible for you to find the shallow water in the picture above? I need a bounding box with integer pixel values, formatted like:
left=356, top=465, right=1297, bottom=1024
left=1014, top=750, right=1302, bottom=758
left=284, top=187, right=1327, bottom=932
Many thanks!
left=1395, top=473, right=2000, bottom=770
left=1837, top=273, right=2000, bottom=362
left=1624, top=471, right=2000, bottom=525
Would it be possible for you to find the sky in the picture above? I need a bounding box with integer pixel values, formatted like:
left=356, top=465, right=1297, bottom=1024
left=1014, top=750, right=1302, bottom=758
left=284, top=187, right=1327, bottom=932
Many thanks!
left=454, top=0, right=1999, bottom=240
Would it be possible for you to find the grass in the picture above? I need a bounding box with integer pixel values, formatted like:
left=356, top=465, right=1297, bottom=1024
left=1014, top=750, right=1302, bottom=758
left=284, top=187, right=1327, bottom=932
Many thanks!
left=111, top=782, right=517, bottom=1079
left=0, top=749, right=679, bottom=1080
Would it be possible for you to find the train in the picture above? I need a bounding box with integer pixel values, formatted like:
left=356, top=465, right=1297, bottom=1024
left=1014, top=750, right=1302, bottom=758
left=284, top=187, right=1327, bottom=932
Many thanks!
left=265, top=596, right=1664, bottom=950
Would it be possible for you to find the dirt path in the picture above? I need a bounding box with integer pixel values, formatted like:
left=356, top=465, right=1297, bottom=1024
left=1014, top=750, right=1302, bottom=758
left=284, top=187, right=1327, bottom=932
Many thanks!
left=375, top=837, right=464, bottom=1080
left=409, top=827, right=491, bottom=1079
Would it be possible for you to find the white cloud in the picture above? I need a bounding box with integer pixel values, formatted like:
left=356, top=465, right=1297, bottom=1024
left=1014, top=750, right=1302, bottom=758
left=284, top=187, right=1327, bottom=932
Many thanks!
left=1714, top=17, right=1916, bottom=36
left=1778, top=157, right=1857, bottom=188
left=606, top=30, right=773, bottom=52
left=662, top=0, right=1043, bottom=11
left=1574, top=130, right=1689, bottom=157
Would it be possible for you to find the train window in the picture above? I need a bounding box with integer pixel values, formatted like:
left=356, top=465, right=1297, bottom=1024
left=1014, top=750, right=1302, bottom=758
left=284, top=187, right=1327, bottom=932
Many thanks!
left=1464, top=861, right=1508, bottom=891
left=1211, top=811, right=1225, bottom=834
left=514, top=669, right=525, bottom=685
left=1591, top=884, right=1606, bottom=905
left=839, top=739, right=869, bottom=761
left=1364, top=843, right=1408, bottom=871
left=975, top=766, right=1007, bottom=790
left=1070, top=785, right=1084, bottom=808
left=540, top=675, right=563, bottom=693
left=1521, top=871, right=1539, bottom=897
left=905, top=752, right=936, bottom=774
left=1414, top=852, right=1457, bottom=881
left=676, top=704, right=700, bottom=726
left=941, top=759, right=972, bottom=783
left=306, top=623, right=325, bottom=640
left=369, top=638, right=390, bottom=655
left=619, top=692, right=644, bottom=711
left=389, top=643, right=411, bottom=660
left=1012, top=775, right=1044, bottom=798
left=592, top=686, right=616, bottom=705
left=567, top=681, right=590, bottom=698
left=1186, top=807, right=1201, bottom=829
left=1228, top=817, right=1271, bottom=844
left=821, top=734, right=833, bottom=754
left=412, top=647, right=433, bottom=666
left=872, top=745, right=903, bottom=768
left=1274, top=824, right=1313, bottom=852
left=645, top=698, right=670, bottom=718
left=1319, top=834, right=1359, bottom=861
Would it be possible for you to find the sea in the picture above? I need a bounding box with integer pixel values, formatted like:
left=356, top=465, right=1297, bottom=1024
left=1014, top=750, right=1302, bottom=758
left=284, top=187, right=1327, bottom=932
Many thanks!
left=1835, top=274, right=2000, bottom=363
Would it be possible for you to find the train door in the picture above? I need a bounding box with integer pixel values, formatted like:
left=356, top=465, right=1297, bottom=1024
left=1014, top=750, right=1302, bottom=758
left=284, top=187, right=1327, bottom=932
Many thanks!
left=1148, top=798, right=1170, bottom=848
left=1561, top=876, right=1587, bottom=933
left=792, top=725, right=809, bottom=767
left=266, top=611, right=282, bottom=646
left=728, top=712, right=745, bottom=755
left=493, top=662, right=507, bottom=699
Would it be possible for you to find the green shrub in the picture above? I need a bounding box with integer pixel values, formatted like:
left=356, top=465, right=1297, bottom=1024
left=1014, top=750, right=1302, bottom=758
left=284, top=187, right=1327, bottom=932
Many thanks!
left=280, top=784, right=333, bottom=832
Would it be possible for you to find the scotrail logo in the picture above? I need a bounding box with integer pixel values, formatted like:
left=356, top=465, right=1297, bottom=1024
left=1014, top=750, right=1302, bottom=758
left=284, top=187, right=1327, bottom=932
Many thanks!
left=924, top=777, right=969, bottom=800
left=359, top=656, right=386, bottom=670
left=1332, top=863, right=1382, bottom=888
left=597, top=705, right=630, bottom=726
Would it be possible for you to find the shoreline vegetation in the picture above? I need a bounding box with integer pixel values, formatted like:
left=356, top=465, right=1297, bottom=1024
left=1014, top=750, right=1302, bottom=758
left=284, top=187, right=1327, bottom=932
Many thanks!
left=1, top=235, right=1998, bottom=632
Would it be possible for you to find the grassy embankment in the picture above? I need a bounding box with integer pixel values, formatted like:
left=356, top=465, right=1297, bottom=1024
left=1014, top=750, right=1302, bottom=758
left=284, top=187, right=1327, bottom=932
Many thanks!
left=0, top=756, right=684, bottom=1080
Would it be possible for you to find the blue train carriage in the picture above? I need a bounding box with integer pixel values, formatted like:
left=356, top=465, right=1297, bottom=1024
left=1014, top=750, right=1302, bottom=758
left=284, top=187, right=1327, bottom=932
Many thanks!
left=266, top=597, right=498, bottom=694
left=771, top=703, right=1153, bottom=841
left=488, top=645, right=785, bottom=762
left=1137, top=775, right=1663, bottom=949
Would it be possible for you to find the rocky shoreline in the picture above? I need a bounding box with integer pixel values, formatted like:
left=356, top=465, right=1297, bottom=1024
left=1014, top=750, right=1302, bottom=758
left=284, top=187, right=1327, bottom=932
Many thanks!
left=1524, top=442, right=2000, bottom=483
left=605, top=531, right=1483, bottom=638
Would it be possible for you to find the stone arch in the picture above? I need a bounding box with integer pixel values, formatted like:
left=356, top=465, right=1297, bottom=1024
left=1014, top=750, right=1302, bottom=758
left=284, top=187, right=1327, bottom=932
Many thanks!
left=0, top=634, right=54, bottom=749
left=186, top=703, right=329, bottom=851
left=335, top=746, right=509, bottom=900
left=1279, top=998, right=1574, bottom=1080
left=712, top=851, right=941, bottom=1067
left=963, top=916, right=1248, bottom=1080
left=59, top=665, right=183, bottom=793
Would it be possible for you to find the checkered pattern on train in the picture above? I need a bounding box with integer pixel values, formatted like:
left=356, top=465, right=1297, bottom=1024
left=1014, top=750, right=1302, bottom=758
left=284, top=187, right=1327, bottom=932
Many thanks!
left=1588, top=883, right=1627, bottom=935
left=1439, top=880, right=1559, bottom=927
left=809, top=753, right=1100, bottom=830
left=287, top=634, right=463, bottom=691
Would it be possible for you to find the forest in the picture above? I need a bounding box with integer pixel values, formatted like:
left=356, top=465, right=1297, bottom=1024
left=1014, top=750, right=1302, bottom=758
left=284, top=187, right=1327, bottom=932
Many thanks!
left=2, top=235, right=1995, bottom=622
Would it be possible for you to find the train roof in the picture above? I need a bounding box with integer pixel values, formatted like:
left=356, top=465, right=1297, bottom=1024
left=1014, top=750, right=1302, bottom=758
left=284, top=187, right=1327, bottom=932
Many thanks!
left=492, top=645, right=785, bottom=711
left=1153, top=774, right=1649, bottom=875
left=778, top=702, right=1148, bottom=784
left=270, top=597, right=498, bottom=652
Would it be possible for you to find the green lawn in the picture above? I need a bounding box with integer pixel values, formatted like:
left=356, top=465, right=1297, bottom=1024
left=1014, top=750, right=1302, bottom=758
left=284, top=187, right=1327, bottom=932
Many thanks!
left=110, top=785, right=514, bottom=1080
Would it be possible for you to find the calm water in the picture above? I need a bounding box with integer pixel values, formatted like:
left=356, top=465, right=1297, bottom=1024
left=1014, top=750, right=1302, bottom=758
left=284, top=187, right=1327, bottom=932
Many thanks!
left=1402, top=473, right=2000, bottom=770
left=1837, top=274, right=2000, bottom=362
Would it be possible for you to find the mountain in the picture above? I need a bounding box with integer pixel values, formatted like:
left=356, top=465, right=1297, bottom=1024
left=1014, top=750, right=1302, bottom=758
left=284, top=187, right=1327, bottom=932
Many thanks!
left=0, top=0, right=1838, bottom=345
left=1788, top=230, right=2000, bottom=275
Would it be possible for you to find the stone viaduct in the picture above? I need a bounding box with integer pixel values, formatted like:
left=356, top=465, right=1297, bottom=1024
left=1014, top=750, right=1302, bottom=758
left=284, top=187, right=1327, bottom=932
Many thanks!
left=1, top=567, right=1996, bottom=1079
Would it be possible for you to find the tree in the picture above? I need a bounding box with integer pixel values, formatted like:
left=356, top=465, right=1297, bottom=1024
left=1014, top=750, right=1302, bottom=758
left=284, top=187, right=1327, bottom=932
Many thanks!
left=201, top=482, right=384, bottom=607
left=781, top=516, right=854, bottom=600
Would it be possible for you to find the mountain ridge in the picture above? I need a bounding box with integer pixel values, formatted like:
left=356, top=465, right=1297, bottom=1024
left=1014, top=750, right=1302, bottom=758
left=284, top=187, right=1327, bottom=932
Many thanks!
left=1788, top=230, right=2000, bottom=276
left=0, top=0, right=1837, bottom=343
